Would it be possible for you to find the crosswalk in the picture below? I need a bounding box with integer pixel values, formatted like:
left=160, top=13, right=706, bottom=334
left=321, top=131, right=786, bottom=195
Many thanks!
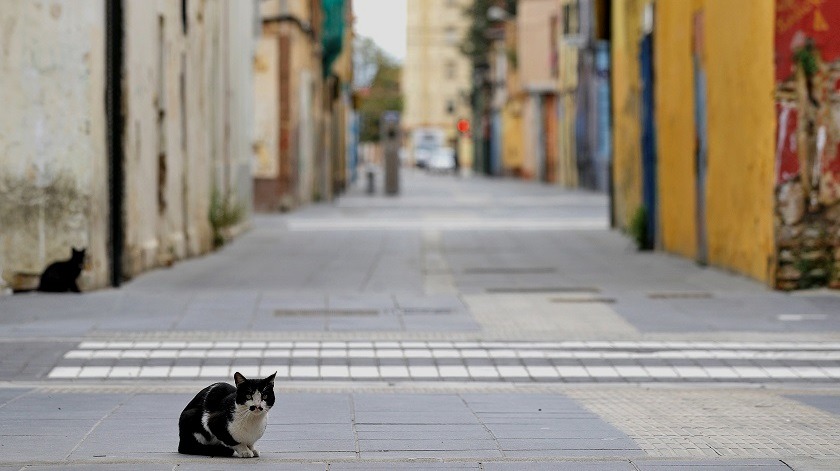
left=46, top=340, right=840, bottom=383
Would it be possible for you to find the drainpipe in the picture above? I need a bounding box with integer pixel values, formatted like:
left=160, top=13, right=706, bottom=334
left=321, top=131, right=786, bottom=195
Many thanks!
left=106, top=0, right=125, bottom=287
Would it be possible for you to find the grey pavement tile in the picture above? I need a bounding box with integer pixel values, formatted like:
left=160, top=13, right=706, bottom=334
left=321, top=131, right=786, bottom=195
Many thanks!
left=358, top=438, right=495, bottom=452
left=497, top=438, right=639, bottom=451
left=355, top=411, right=479, bottom=424
left=482, top=462, right=635, bottom=471
left=258, top=293, right=328, bottom=310
left=175, top=463, right=326, bottom=471
left=330, top=462, right=480, bottom=469
left=23, top=465, right=172, bottom=471
left=327, top=317, right=403, bottom=331
left=503, top=450, right=643, bottom=458
left=359, top=450, right=504, bottom=459
left=632, top=460, right=790, bottom=470
left=0, top=434, right=82, bottom=457
left=782, top=458, right=840, bottom=470
left=0, top=389, right=30, bottom=406
left=353, top=393, right=467, bottom=411
left=256, top=438, right=356, bottom=452
left=785, top=395, right=840, bottom=416
left=328, top=293, right=396, bottom=310
left=357, top=429, right=493, bottom=440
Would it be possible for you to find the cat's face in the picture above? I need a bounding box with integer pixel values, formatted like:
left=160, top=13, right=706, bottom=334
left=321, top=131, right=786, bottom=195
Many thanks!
left=233, top=372, right=276, bottom=416
left=71, top=248, right=86, bottom=265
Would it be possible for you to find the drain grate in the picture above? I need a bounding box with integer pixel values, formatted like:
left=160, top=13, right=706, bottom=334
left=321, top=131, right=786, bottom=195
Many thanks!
left=550, top=297, right=616, bottom=304
left=274, top=309, right=380, bottom=317
left=464, top=267, right=556, bottom=275
left=647, top=291, right=713, bottom=299
left=398, top=308, right=456, bottom=315
left=486, top=287, right=600, bottom=294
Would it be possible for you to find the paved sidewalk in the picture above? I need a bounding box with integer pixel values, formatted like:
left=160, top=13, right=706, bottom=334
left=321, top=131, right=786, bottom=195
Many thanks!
left=1, top=170, right=840, bottom=470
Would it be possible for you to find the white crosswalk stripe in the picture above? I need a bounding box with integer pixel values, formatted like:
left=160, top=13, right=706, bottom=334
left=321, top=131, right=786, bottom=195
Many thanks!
left=47, top=340, right=840, bottom=382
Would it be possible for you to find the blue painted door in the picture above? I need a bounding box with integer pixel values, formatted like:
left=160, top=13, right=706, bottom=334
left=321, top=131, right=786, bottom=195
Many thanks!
left=639, top=33, right=657, bottom=250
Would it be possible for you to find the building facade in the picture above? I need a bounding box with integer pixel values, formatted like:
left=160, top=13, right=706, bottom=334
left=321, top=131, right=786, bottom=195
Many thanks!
left=253, top=0, right=353, bottom=212
left=0, top=0, right=259, bottom=291
left=404, top=0, right=473, bottom=161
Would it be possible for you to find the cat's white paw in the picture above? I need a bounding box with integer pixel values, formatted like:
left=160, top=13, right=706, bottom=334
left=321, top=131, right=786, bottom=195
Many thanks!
left=233, top=446, right=254, bottom=458
left=250, top=447, right=259, bottom=457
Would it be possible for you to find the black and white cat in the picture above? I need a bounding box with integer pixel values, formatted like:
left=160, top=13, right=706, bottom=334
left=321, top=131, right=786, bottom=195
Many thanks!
left=178, top=372, right=276, bottom=458
left=37, top=248, right=85, bottom=293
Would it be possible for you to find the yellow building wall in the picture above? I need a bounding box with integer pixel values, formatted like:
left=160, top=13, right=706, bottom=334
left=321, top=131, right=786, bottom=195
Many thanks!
left=655, top=0, right=775, bottom=282
left=655, top=0, right=698, bottom=259
left=502, top=96, right=525, bottom=173
left=610, top=0, right=647, bottom=230
left=557, top=0, right=579, bottom=187
left=703, top=0, right=775, bottom=282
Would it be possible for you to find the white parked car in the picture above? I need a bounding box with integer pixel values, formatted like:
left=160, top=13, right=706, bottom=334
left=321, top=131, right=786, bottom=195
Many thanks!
left=427, top=147, right=456, bottom=173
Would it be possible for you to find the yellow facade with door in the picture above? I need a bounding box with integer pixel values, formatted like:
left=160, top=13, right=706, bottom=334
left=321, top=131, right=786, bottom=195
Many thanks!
left=610, top=0, right=649, bottom=231
left=655, top=0, right=775, bottom=283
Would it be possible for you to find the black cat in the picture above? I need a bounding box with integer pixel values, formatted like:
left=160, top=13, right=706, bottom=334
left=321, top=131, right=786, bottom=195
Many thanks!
left=37, top=248, right=85, bottom=293
left=178, top=372, right=276, bottom=458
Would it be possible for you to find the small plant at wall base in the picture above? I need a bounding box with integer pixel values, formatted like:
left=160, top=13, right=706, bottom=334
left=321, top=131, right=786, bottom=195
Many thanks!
left=629, top=206, right=651, bottom=251
left=209, top=188, right=244, bottom=248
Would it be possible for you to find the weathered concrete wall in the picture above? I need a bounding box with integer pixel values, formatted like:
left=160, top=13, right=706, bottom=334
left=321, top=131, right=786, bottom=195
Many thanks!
left=0, top=0, right=258, bottom=290
left=0, top=1, right=109, bottom=289
left=610, top=0, right=647, bottom=230
left=122, top=0, right=256, bottom=278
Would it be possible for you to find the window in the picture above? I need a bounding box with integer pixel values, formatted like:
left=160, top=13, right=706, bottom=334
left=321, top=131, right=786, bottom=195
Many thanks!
left=445, top=60, right=456, bottom=80
left=444, top=26, right=458, bottom=46
left=562, top=1, right=580, bottom=36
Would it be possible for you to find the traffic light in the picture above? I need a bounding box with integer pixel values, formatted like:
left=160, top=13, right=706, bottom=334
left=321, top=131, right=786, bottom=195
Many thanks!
left=457, top=118, right=470, bottom=134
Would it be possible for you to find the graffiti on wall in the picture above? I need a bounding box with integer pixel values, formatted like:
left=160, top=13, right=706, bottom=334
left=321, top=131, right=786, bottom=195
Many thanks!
left=774, top=0, right=840, bottom=290
left=775, top=0, right=840, bottom=202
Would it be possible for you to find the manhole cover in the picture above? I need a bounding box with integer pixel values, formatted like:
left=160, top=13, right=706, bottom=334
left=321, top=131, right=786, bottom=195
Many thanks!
left=398, top=308, right=455, bottom=315
left=647, top=292, right=713, bottom=299
left=274, top=309, right=380, bottom=317
left=550, top=297, right=616, bottom=303
left=486, top=287, right=600, bottom=294
left=464, top=267, right=556, bottom=274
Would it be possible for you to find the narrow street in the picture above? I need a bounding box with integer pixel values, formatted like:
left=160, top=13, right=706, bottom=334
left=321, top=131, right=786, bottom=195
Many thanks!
left=1, top=171, right=839, bottom=470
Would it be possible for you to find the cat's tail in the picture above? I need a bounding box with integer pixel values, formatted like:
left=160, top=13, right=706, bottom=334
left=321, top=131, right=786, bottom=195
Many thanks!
left=178, top=435, right=235, bottom=457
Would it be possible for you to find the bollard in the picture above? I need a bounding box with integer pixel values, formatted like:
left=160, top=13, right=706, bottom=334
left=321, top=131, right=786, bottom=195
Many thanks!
left=366, top=169, right=375, bottom=195
left=380, top=111, right=401, bottom=196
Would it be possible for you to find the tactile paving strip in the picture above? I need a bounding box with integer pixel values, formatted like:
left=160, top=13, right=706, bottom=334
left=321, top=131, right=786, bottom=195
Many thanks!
left=567, top=388, right=840, bottom=458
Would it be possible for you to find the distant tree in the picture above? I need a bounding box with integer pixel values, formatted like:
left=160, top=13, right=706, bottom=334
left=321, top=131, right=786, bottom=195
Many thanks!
left=461, top=1, right=517, bottom=88
left=354, top=36, right=402, bottom=142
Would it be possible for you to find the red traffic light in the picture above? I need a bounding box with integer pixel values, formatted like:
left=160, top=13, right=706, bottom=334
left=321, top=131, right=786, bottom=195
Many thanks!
left=457, top=119, right=470, bottom=134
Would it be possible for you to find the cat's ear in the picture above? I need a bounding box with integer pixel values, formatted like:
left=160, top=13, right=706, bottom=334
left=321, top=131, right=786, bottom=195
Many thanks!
left=234, top=372, right=247, bottom=385
left=265, top=372, right=276, bottom=386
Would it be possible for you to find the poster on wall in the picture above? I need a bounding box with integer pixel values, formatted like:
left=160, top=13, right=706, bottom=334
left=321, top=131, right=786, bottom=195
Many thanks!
left=775, top=1, right=840, bottom=82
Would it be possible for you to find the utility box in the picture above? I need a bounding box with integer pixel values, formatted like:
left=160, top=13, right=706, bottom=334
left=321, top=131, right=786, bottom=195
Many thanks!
left=380, top=111, right=401, bottom=196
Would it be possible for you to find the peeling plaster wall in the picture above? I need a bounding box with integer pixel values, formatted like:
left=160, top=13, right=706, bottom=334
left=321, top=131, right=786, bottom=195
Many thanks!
left=0, top=0, right=258, bottom=289
left=774, top=1, right=840, bottom=289
left=123, top=1, right=188, bottom=274
left=122, top=0, right=257, bottom=278
left=0, top=0, right=109, bottom=289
